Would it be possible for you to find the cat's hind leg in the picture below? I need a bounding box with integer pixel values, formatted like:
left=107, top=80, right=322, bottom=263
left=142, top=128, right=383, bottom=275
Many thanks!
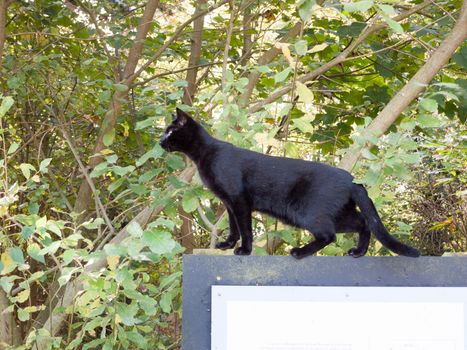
left=335, top=210, right=370, bottom=258
left=290, top=219, right=336, bottom=259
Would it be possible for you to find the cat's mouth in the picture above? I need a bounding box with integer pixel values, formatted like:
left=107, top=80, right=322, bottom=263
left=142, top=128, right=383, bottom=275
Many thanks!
left=159, top=140, right=172, bottom=152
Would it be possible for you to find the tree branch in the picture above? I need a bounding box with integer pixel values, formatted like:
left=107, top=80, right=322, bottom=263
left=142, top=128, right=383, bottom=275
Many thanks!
left=338, top=0, right=467, bottom=171
left=247, top=0, right=433, bottom=114
left=239, top=21, right=303, bottom=106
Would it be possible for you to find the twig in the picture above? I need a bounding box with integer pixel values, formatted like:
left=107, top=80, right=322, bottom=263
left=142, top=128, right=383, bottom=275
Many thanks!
left=127, top=0, right=230, bottom=84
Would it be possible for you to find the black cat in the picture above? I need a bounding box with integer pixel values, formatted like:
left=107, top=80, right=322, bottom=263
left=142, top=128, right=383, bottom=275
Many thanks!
left=159, top=108, right=420, bottom=259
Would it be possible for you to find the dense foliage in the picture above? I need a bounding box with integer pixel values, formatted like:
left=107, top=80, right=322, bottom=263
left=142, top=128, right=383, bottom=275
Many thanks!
left=0, top=0, right=465, bottom=348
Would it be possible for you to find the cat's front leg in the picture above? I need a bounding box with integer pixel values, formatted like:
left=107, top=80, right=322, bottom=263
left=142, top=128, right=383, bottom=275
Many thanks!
left=229, top=202, right=253, bottom=255
left=215, top=209, right=240, bottom=250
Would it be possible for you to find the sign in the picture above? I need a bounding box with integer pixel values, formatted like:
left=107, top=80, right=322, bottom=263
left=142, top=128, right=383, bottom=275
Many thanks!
left=212, top=286, right=467, bottom=350
left=182, top=256, right=467, bottom=350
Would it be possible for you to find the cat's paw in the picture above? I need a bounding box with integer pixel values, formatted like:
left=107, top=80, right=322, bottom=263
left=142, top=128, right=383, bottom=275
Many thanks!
left=290, top=247, right=307, bottom=259
left=347, top=247, right=366, bottom=258
left=215, top=240, right=236, bottom=250
left=234, top=246, right=252, bottom=256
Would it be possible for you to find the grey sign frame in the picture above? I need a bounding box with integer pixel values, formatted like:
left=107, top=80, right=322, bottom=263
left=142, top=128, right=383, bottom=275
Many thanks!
left=182, top=255, right=467, bottom=350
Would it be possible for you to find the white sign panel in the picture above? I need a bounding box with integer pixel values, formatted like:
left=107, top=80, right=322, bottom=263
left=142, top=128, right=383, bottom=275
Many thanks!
left=211, top=286, right=467, bottom=350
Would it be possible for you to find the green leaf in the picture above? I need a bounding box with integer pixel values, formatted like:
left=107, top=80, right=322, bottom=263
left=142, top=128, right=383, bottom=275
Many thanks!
left=82, top=217, right=105, bottom=229
left=0, top=96, right=14, bottom=117
left=151, top=217, right=176, bottom=230
left=159, top=292, right=173, bottom=313
left=274, top=67, right=292, bottom=84
left=18, top=308, right=30, bottom=322
left=27, top=243, right=45, bottom=264
left=39, top=158, right=52, bottom=173
left=138, top=169, right=160, bottom=184
left=9, top=247, right=25, bottom=265
left=116, top=302, right=139, bottom=326
left=294, top=40, right=308, bottom=56
left=322, top=244, right=343, bottom=256
left=103, top=129, right=115, bottom=146
left=58, top=267, right=79, bottom=286
left=127, top=221, right=143, bottom=238
left=19, top=163, right=35, bottom=179
left=361, top=148, right=377, bottom=160
left=136, top=144, right=164, bottom=167
left=378, top=4, right=396, bottom=14
left=382, top=15, right=403, bottom=33
left=297, top=0, right=316, bottom=22
left=0, top=276, right=18, bottom=293
left=166, top=154, right=185, bottom=170
left=105, top=154, right=118, bottom=164
left=39, top=241, right=61, bottom=256
left=141, top=230, right=177, bottom=255
left=89, top=162, right=109, bottom=178
left=7, top=142, right=20, bottom=155
left=108, top=177, right=125, bottom=193
left=113, top=83, right=128, bottom=92
left=452, top=45, right=467, bottom=69
left=344, top=0, right=374, bottom=12
left=112, top=165, right=135, bottom=177
left=135, top=117, right=157, bottom=130
left=253, top=65, right=271, bottom=73
left=292, top=116, right=314, bottom=133
left=126, top=331, right=148, bottom=348
left=418, top=113, right=441, bottom=128
left=182, top=191, right=199, bottom=213
left=400, top=153, right=421, bottom=164
left=419, top=98, right=438, bottom=112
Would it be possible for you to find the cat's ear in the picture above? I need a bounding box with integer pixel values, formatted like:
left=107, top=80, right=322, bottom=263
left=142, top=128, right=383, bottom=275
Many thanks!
left=174, top=107, right=191, bottom=127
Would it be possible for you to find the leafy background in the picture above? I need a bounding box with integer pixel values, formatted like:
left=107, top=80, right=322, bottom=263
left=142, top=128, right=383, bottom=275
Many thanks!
left=0, top=0, right=466, bottom=349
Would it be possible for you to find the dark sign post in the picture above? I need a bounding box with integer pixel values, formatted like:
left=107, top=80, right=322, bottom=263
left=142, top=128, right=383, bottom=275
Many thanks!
left=182, top=256, right=467, bottom=350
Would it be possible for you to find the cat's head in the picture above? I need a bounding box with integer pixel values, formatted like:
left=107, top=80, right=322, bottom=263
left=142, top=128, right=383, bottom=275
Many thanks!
left=159, top=108, right=195, bottom=152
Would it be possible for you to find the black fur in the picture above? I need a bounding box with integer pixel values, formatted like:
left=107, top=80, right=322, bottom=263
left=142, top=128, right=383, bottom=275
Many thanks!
left=159, top=108, right=420, bottom=259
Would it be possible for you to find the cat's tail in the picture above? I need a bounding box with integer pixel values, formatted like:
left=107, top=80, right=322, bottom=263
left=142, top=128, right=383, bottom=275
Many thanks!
left=351, top=183, right=420, bottom=257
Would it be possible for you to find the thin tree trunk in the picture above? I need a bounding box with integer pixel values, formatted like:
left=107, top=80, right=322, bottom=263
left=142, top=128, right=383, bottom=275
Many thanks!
left=73, top=0, right=160, bottom=219
left=0, top=289, right=20, bottom=348
left=0, top=0, right=12, bottom=80
left=182, top=0, right=206, bottom=105
left=179, top=207, right=195, bottom=253
left=338, top=0, right=467, bottom=171
left=239, top=3, right=253, bottom=66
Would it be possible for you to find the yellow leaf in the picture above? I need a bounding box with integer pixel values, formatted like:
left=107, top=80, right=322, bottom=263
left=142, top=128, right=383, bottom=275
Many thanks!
left=100, top=148, right=114, bottom=155
left=106, top=255, right=119, bottom=270
left=122, top=122, right=130, bottom=138
left=15, top=289, right=30, bottom=303
left=115, top=314, right=122, bottom=325
left=0, top=205, right=8, bottom=217
left=308, top=43, right=328, bottom=54
left=296, top=82, right=314, bottom=104
left=1, top=252, right=16, bottom=275
left=275, top=43, right=295, bottom=67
